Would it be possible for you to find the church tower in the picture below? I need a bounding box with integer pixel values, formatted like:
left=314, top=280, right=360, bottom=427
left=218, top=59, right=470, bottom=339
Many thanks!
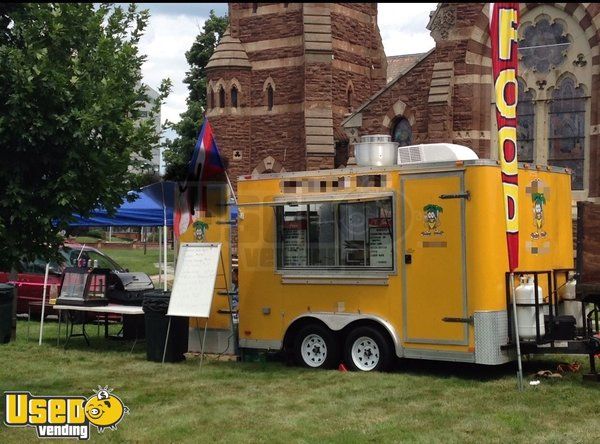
left=205, top=2, right=387, bottom=184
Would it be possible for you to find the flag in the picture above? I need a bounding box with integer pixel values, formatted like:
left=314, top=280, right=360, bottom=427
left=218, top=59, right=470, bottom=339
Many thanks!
left=187, top=118, right=225, bottom=184
left=490, top=3, right=519, bottom=271
left=174, top=118, right=225, bottom=237
left=173, top=186, right=192, bottom=238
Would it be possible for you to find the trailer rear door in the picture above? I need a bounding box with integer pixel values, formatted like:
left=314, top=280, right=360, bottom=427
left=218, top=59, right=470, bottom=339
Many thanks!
left=401, top=171, right=468, bottom=346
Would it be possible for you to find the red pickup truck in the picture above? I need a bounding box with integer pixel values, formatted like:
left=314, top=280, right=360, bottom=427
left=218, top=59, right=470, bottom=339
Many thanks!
left=0, top=243, right=126, bottom=315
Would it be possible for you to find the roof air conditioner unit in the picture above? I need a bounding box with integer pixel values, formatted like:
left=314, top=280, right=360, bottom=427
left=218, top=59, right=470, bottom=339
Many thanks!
left=397, top=143, right=479, bottom=165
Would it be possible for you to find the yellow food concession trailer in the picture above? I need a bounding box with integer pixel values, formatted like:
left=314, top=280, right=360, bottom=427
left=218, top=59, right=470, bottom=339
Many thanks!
left=233, top=146, right=599, bottom=372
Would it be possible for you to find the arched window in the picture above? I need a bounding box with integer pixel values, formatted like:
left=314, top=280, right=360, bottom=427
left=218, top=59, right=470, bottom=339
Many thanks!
left=210, top=88, right=215, bottom=110
left=391, top=117, right=412, bottom=147
left=219, top=86, right=225, bottom=109
left=509, top=7, right=593, bottom=196
left=231, top=85, right=238, bottom=108
left=548, top=77, right=585, bottom=190
left=267, top=84, right=274, bottom=111
left=520, top=18, right=570, bottom=73
left=517, top=78, right=535, bottom=163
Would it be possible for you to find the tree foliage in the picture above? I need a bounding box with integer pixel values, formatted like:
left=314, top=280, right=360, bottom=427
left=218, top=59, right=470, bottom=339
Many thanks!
left=0, top=3, right=171, bottom=268
left=162, top=10, right=228, bottom=180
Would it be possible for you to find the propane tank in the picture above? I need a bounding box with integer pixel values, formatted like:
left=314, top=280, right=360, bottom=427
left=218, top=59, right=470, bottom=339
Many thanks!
left=559, top=272, right=583, bottom=328
left=514, top=275, right=545, bottom=339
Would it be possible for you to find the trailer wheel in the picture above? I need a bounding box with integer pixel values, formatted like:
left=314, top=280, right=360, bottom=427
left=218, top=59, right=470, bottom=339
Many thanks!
left=344, top=326, right=392, bottom=372
left=294, top=324, right=339, bottom=369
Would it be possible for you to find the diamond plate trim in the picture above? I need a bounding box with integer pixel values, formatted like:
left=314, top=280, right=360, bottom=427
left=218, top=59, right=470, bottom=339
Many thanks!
left=474, top=311, right=512, bottom=365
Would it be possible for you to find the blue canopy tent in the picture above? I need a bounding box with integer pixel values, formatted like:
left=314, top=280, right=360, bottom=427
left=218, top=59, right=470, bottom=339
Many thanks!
left=69, top=181, right=175, bottom=227
left=69, top=181, right=175, bottom=291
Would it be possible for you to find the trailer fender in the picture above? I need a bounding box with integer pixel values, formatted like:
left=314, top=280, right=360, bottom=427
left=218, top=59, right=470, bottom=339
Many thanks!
left=286, top=312, right=403, bottom=358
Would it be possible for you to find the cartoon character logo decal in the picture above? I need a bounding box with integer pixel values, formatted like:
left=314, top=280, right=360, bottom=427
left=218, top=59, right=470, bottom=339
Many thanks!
left=193, top=220, right=209, bottom=241
left=84, top=386, right=129, bottom=433
left=531, top=192, right=546, bottom=239
left=4, top=385, right=129, bottom=439
left=421, top=204, right=444, bottom=236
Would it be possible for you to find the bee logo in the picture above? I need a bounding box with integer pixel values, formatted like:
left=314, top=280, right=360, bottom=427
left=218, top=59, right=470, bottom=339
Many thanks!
left=84, top=386, right=129, bottom=433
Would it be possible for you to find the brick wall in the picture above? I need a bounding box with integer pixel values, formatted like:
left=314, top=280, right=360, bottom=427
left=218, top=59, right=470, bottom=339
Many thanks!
left=207, top=2, right=388, bottom=180
left=350, top=3, right=496, bottom=159
left=359, top=52, right=437, bottom=143
left=250, top=113, right=306, bottom=173
left=249, top=67, right=304, bottom=107
left=237, top=9, right=303, bottom=42
left=331, top=13, right=374, bottom=48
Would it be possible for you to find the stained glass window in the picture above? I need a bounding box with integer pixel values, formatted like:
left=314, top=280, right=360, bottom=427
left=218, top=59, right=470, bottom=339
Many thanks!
left=548, top=77, right=585, bottom=190
left=392, top=117, right=412, bottom=147
left=517, top=78, right=535, bottom=163
left=519, top=19, right=570, bottom=73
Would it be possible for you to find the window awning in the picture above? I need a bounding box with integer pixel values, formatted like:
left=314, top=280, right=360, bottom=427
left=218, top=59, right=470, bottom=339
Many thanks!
left=272, top=191, right=393, bottom=206
left=236, top=191, right=394, bottom=207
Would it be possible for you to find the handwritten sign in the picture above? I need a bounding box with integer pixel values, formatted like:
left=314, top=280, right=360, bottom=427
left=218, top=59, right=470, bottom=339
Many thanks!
left=283, top=219, right=307, bottom=267
left=167, top=243, right=221, bottom=318
left=369, top=218, right=393, bottom=267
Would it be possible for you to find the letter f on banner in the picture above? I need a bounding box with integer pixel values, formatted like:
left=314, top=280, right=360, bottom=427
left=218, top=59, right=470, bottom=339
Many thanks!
left=490, top=2, right=520, bottom=271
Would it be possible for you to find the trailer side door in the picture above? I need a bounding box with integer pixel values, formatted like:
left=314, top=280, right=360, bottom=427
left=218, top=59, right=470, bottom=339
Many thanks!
left=401, top=171, right=468, bottom=346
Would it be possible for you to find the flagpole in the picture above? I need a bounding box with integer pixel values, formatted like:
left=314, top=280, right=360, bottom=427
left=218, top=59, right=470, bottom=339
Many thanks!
left=38, top=262, right=50, bottom=346
left=490, top=2, right=522, bottom=391
left=510, top=272, right=524, bottom=391
left=161, top=180, right=168, bottom=291
left=224, top=170, right=238, bottom=206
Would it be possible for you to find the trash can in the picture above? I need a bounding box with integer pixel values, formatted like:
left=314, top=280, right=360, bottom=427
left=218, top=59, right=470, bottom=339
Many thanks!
left=0, top=283, right=15, bottom=344
left=142, top=291, right=188, bottom=362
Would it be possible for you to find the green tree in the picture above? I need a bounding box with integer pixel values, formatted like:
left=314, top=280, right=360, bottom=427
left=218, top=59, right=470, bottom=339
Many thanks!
left=0, top=3, right=172, bottom=268
left=163, top=10, right=228, bottom=180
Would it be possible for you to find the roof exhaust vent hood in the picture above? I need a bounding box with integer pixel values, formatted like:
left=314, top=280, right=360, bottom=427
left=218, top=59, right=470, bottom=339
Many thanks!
left=354, top=134, right=399, bottom=167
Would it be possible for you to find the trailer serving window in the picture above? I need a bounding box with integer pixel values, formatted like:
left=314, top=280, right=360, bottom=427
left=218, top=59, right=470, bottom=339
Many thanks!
left=275, top=196, right=394, bottom=271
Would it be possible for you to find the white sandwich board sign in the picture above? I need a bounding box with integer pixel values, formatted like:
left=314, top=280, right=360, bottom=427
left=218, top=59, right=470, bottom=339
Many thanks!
left=167, top=243, right=221, bottom=318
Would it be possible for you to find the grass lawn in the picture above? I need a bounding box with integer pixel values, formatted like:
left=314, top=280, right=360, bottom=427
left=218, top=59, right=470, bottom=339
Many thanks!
left=1, top=320, right=599, bottom=443
left=102, top=247, right=174, bottom=277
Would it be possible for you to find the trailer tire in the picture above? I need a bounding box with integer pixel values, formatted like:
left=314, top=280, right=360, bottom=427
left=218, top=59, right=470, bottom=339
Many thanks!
left=294, top=324, right=339, bottom=369
left=344, top=326, right=392, bottom=372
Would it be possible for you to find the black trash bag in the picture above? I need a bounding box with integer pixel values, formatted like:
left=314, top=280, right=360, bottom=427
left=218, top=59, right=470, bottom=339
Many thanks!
left=142, top=290, right=188, bottom=362
left=142, top=290, right=172, bottom=313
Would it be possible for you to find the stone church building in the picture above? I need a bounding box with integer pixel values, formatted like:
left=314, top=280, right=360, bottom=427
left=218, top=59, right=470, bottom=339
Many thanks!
left=205, top=2, right=600, bottom=202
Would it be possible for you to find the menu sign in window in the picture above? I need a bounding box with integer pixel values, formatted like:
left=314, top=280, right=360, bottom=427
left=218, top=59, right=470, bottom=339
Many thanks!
left=283, top=219, right=307, bottom=267
left=369, top=218, right=393, bottom=267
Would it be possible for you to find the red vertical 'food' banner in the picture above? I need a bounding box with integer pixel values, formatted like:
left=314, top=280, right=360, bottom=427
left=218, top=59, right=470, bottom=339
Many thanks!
left=490, top=3, right=520, bottom=271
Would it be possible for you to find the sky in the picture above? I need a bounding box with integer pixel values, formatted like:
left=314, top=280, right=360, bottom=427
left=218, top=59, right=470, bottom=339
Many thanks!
left=135, top=3, right=438, bottom=127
